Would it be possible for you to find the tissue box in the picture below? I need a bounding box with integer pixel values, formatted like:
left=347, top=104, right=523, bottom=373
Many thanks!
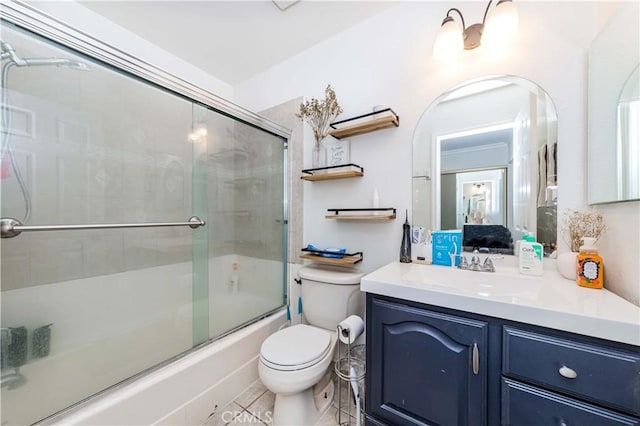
left=432, top=230, right=462, bottom=267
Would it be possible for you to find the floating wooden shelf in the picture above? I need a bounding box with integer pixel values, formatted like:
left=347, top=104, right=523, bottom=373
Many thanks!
left=328, top=108, right=399, bottom=140
left=302, top=170, right=363, bottom=181
left=325, top=208, right=397, bottom=220
left=300, top=248, right=363, bottom=265
left=301, top=164, right=364, bottom=181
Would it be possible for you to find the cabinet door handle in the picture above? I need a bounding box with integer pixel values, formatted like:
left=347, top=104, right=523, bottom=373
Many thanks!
left=558, top=365, right=578, bottom=379
left=472, top=343, right=479, bottom=375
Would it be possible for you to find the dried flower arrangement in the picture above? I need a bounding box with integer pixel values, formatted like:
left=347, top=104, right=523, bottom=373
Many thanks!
left=296, top=84, right=343, bottom=147
left=561, top=209, right=606, bottom=252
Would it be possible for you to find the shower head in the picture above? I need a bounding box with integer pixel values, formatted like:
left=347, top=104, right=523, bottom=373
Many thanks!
left=21, top=57, right=90, bottom=70
left=1, top=41, right=90, bottom=70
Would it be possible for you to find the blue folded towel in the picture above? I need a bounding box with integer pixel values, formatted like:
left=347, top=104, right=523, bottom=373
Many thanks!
left=306, top=244, right=346, bottom=258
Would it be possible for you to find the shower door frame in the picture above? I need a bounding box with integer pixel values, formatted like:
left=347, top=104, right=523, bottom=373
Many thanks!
left=1, top=0, right=291, bottom=423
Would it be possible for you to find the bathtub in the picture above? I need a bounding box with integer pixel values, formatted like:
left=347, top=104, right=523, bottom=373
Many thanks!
left=1, top=256, right=288, bottom=425
left=42, top=309, right=286, bottom=425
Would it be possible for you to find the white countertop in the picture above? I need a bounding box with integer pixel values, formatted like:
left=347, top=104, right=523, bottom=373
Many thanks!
left=361, top=261, right=640, bottom=346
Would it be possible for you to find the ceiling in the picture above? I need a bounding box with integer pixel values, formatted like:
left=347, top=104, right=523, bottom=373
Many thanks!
left=441, top=128, right=513, bottom=153
left=78, top=1, right=397, bottom=85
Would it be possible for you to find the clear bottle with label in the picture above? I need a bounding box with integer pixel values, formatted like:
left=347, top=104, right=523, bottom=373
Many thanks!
left=576, top=237, right=604, bottom=289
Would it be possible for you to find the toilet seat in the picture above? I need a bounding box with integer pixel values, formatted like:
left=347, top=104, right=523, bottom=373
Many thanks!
left=260, top=324, right=332, bottom=371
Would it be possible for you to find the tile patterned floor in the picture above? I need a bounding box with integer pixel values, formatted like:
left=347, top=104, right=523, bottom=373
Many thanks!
left=204, top=368, right=362, bottom=426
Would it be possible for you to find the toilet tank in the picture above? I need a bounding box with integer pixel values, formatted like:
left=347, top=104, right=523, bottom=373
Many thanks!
left=299, top=265, right=364, bottom=331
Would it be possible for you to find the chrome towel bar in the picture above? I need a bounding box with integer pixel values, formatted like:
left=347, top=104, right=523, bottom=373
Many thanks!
left=0, top=216, right=206, bottom=239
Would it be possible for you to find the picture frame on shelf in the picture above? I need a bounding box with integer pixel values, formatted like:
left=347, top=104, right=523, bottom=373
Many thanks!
left=325, top=138, right=351, bottom=167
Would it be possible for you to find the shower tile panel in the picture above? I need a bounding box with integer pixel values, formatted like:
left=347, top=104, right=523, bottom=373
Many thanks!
left=1, top=104, right=35, bottom=138
left=56, top=118, right=89, bottom=145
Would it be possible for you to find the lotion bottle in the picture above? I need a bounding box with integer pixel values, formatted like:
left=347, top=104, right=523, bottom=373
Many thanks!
left=576, top=237, right=604, bottom=289
left=518, top=237, right=543, bottom=276
left=372, top=188, right=380, bottom=215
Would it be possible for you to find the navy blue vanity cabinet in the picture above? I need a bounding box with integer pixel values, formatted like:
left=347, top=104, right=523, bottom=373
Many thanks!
left=366, top=295, right=489, bottom=426
left=365, top=293, right=640, bottom=426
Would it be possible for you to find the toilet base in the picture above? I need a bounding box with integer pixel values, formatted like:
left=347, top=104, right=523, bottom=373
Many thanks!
left=272, top=378, right=334, bottom=426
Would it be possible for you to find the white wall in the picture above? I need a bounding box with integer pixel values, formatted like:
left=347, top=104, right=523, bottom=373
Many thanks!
left=28, top=1, right=233, bottom=100
left=234, top=1, right=639, bottom=305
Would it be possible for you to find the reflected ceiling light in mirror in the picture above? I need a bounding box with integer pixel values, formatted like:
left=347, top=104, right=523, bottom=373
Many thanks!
left=433, top=0, right=519, bottom=62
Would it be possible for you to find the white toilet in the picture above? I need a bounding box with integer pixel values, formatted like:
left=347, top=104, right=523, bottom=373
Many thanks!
left=259, top=265, right=363, bottom=426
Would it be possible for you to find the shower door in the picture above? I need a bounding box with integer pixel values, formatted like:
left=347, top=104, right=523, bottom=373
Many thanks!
left=196, top=106, right=286, bottom=338
left=0, top=17, right=287, bottom=426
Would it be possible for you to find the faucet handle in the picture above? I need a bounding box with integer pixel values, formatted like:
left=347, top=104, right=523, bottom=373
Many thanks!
left=458, top=255, right=469, bottom=270
left=482, top=257, right=495, bottom=272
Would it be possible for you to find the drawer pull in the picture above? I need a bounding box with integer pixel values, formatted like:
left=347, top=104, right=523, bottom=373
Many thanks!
left=472, top=343, right=479, bottom=375
left=558, top=366, right=577, bottom=379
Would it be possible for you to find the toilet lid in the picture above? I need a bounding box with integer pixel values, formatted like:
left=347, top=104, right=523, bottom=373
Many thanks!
left=260, top=325, right=332, bottom=371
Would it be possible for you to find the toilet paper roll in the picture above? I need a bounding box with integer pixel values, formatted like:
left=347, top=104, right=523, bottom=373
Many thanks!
left=337, top=315, right=364, bottom=345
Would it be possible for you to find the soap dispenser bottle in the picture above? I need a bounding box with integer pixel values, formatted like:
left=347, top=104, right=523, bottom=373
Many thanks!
left=576, top=237, right=604, bottom=289
left=400, top=210, right=412, bottom=263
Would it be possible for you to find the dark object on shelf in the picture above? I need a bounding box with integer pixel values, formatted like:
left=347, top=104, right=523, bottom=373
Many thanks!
left=328, top=108, right=399, bottom=139
left=8, top=326, right=27, bottom=368
left=32, top=324, right=53, bottom=358
left=301, top=164, right=364, bottom=181
left=300, top=247, right=363, bottom=265
left=400, top=210, right=412, bottom=263
left=326, top=208, right=396, bottom=220
left=462, top=224, right=514, bottom=254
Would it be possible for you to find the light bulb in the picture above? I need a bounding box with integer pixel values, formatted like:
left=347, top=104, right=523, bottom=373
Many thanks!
left=433, top=17, right=464, bottom=62
left=482, top=0, right=519, bottom=50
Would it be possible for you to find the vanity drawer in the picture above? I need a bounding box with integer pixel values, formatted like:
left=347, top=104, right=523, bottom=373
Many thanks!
left=502, top=326, right=640, bottom=415
left=502, top=378, right=640, bottom=426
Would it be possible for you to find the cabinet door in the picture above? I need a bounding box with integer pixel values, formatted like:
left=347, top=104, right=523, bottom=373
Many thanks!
left=367, top=296, right=488, bottom=426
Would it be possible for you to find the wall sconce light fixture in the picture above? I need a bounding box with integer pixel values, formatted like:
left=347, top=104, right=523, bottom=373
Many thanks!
left=433, top=0, right=519, bottom=62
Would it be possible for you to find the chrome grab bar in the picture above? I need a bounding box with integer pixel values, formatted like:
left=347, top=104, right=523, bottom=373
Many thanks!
left=1, top=216, right=206, bottom=238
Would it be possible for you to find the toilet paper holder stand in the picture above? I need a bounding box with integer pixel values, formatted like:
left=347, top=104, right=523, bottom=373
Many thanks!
left=334, top=325, right=365, bottom=426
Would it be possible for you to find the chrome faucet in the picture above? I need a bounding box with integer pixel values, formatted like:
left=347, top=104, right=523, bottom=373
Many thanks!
left=457, top=248, right=496, bottom=273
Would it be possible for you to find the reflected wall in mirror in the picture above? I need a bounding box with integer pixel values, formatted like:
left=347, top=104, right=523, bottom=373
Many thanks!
left=588, top=2, right=639, bottom=204
left=412, top=75, right=558, bottom=255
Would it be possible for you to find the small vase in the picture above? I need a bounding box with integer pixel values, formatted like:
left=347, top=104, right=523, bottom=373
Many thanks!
left=312, top=143, right=326, bottom=170
left=557, top=251, right=578, bottom=280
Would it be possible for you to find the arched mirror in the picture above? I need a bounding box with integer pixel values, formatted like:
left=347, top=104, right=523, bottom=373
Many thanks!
left=412, top=75, right=558, bottom=255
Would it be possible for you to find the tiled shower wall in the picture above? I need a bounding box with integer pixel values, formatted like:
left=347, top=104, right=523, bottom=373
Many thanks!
left=1, top=63, right=195, bottom=291
left=259, top=98, right=304, bottom=264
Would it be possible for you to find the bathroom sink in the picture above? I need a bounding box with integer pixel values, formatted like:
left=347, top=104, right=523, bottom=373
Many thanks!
left=401, top=264, right=543, bottom=300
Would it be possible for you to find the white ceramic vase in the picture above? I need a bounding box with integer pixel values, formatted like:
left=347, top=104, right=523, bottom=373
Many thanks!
left=556, top=251, right=578, bottom=280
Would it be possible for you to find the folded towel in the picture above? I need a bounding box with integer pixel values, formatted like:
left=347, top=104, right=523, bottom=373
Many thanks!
left=305, top=244, right=346, bottom=258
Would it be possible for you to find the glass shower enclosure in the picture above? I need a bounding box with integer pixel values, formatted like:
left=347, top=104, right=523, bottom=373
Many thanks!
left=0, top=12, right=287, bottom=426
